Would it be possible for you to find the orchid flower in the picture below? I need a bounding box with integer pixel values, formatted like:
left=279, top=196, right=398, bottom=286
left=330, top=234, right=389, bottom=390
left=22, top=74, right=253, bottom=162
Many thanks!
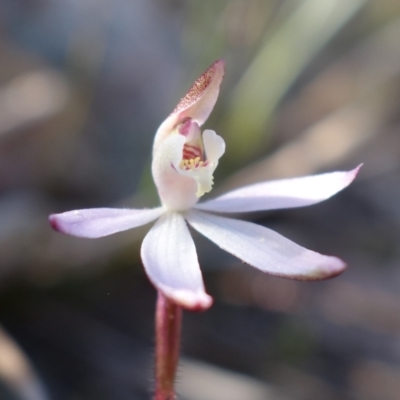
left=49, top=60, right=360, bottom=311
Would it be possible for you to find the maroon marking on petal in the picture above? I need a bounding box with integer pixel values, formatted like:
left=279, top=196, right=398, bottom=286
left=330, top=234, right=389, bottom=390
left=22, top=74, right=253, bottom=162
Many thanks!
left=178, top=118, right=192, bottom=136
left=172, top=60, right=224, bottom=115
left=187, top=303, right=212, bottom=312
left=183, top=144, right=202, bottom=160
left=49, top=214, right=61, bottom=232
left=181, top=297, right=214, bottom=312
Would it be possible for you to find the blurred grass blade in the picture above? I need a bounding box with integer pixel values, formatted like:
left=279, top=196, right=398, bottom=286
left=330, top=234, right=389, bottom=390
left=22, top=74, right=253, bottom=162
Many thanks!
left=220, top=11, right=400, bottom=190
left=222, top=0, right=367, bottom=163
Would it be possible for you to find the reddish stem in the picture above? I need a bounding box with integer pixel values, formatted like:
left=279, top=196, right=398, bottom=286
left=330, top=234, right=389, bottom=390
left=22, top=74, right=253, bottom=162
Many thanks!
left=154, top=291, right=182, bottom=400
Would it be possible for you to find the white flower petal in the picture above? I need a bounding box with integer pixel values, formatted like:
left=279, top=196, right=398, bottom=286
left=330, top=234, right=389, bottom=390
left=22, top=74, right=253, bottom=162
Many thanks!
left=179, top=164, right=214, bottom=198
left=174, top=59, right=225, bottom=126
left=203, top=129, right=225, bottom=163
left=154, top=60, right=225, bottom=149
left=186, top=210, right=346, bottom=280
left=49, top=207, right=164, bottom=238
left=178, top=130, right=226, bottom=198
left=152, top=133, right=199, bottom=211
left=196, top=165, right=361, bottom=213
left=141, top=211, right=212, bottom=310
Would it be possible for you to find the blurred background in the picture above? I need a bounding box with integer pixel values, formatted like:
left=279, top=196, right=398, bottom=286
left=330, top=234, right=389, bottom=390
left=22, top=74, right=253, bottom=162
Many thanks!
left=0, top=0, right=400, bottom=399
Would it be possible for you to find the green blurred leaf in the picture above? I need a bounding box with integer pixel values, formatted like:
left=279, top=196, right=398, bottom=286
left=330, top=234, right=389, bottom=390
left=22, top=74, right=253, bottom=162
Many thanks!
left=222, top=0, right=368, bottom=165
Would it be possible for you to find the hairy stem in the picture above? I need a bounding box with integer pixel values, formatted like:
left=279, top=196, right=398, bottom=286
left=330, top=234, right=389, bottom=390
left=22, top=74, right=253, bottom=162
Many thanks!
left=154, top=291, right=182, bottom=400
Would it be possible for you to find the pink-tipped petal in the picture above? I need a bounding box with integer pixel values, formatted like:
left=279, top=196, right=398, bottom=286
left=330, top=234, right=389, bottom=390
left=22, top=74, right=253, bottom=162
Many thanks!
left=49, top=207, right=165, bottom=238
left=141, top=212, right=212, bottom=310
left=186, top=210, right=346, bottom=280
left=196, top=165, right=362, bottom=213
